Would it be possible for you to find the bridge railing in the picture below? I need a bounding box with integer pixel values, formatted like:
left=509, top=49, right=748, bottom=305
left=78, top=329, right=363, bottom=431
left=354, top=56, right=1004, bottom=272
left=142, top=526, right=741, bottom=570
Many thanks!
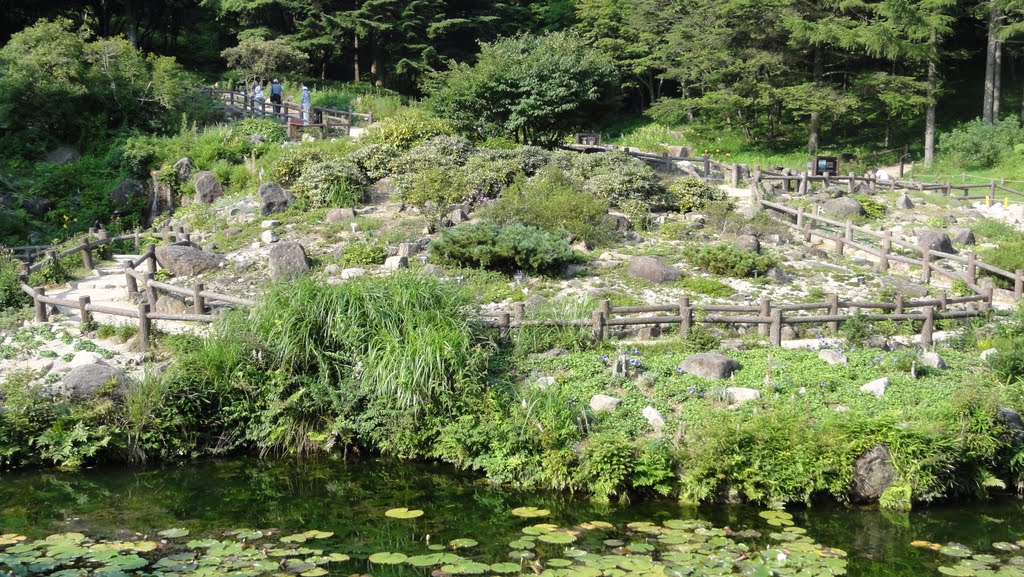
left=200, top=88, right=374, bottom=137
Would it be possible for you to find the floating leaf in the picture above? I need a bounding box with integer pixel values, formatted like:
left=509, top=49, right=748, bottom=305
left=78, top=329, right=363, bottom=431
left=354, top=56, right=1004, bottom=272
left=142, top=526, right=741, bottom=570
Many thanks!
left=491, top=562, right=521, bottom=574
left=450, top=538, right=478, bottom=549
left=938, top=566, right=977, bottom=577
left=512, top=507, right=551, bottom=518
left=509, top=539, right=535, bottom=549
left=940, top=545, right=974, bottom=558
left=408, top=554, right=444, bottom=567
left=157, top=528, right=190, bottom=539
left=994, top=542, right=1020, bottom=552
left=385, top=508, right=424, bottom=519
left=326, top=553, right=350, bottom=562
left=302, top=531, right=334, bottom=540
left=301, top=568, right=328, bottom=577
left=369, top=552, right=408, bottom=565
left=186, top=539, right=220, bottom=549
left=579, top=521, right=613, bottom=530
left=0, top=535, right=27, bottom=546
left=523, top=524, right=558, bottom=536
left=441, top=561, right=490, bottom=574
left=538, top=532, right=576, bottom=545
left=547, top=559, right=573, bottom=568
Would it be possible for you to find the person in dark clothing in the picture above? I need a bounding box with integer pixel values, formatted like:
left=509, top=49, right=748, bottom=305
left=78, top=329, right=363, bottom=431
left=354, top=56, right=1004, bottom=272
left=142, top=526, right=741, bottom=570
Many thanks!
left=270, top=79, right=283, bottom=114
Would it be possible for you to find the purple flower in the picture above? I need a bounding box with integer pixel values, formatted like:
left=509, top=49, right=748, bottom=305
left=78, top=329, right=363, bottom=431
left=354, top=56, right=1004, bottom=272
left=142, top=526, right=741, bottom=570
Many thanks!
left=676, top=367, right=685, bottom=374
left=687, top=387, right=696, bottom=394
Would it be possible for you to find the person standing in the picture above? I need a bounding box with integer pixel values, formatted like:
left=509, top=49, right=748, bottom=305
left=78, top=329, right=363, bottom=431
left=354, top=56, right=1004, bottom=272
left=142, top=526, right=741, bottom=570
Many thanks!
left=270, top=79, right=283, bottom=114
left=300, top=85, right=311, bottom=122
left=252, top=82, right=265, bottom=114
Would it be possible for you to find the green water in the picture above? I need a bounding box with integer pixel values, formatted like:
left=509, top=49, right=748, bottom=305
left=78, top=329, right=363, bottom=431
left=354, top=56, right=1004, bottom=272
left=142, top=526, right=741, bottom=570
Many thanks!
left=0, top=458, right=1020, bottom=577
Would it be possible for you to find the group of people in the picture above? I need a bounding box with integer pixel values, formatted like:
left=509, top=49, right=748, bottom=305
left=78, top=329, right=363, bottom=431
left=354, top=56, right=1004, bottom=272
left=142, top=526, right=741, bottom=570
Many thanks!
left=249, top=79, right=312, bottom=121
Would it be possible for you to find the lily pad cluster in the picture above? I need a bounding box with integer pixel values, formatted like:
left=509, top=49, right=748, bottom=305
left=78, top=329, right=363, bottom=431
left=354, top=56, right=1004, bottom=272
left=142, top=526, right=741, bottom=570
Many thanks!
left=0, top=508, right=847, bottom=577
left=914, top=539, right=1024, bottom=576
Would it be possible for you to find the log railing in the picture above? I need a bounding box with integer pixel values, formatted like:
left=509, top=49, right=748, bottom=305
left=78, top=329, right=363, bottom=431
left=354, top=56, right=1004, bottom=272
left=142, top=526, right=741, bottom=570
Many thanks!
left=201, top=88, right=374, bottom=138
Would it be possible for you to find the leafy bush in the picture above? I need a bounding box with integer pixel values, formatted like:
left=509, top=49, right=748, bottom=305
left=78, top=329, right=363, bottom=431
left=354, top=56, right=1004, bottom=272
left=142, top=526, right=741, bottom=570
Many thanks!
left=398, top=167, right=471, bottom=212
left=430, top=222, right=575, bottom=275
left=347, top=143, right=401, bottom=181
left=688, top=243, right=777, bottom=277
left=234, top=118, right=287, bottom=143
left=0, top=247, right=29, bottom=311
left=670, top=177, right=727, bottom=213
left=678, top=277, right=736, bottom=298
left=391, top=135, right=472, bottom=176
left=981, top=241, right=1024, bottom=289
left=339, top=240, right=388, bottom=267
left=854, top=195, right=886, bottom=220
left=478, top=168, right=614, bottom=246
left=513, top=298, right=595, bottom=356
left=940, top=117, right=1024, bottom=168
left=292, top=160, right=367, bottom=208
left=564, top=151, right=668, bottom=206
left=362, top=108, right=455, bottom=151
left=620, top=200, right=651, bottom=232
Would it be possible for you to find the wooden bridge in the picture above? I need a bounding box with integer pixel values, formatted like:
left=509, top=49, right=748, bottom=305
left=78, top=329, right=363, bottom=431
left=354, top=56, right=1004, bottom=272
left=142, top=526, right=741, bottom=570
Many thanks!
left=200, top=88, right=375, bottom=138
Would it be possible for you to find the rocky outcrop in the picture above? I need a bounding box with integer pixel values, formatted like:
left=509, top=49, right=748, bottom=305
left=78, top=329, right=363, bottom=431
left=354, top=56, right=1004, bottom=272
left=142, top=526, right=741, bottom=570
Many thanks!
left=627, top=256, right=680, bottom=284
left=860, top=377, right=890, bottom=398
left=818, top=349, right=848, bottom=365
left=193, top=171, right=224, bottom=204
left=917, top=230, right=955, bottom=255
left=851, top=445, right=896, bottom=502
left=822, top=197, right=865, bottom=217
left=725, top=387, right=760, bottom=404
left=736, top=235, right=760, bottom=253
left=259, top=183, right=295, bottom=216
left=950, top=227, right=976, bottom=246
left=110, top=179, right=145, bottom=207
left=677, top=353, right=741, bottom=379
left=61, top=364, right=130, bottom=401
left=268, top=241, right=309, bottom=280
left=326, top=208, right=357, bottom=223
left=155, top=245, right=224, bottom=277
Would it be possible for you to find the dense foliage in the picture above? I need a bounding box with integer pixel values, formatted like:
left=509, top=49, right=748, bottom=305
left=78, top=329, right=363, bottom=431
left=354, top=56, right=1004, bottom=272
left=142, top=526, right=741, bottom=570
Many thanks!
left=429, top=222, right=577, bottom=275
left=688, top=243, right=778, bottom=277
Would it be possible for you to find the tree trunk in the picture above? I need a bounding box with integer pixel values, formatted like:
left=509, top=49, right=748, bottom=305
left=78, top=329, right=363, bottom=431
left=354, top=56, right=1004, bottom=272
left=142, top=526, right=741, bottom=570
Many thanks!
left=353, top=33, right=361, bottom=83
left=924, top=54, right=937, bottom=168
left=371, top=31, right=385, bottom=86
left=994, top=39, right=1002, bottom=121
left=808, top=47, right=823, bottom=153
left=124, top=0, right=138, bottom=47
left=984, top=10, right=998, bottom=123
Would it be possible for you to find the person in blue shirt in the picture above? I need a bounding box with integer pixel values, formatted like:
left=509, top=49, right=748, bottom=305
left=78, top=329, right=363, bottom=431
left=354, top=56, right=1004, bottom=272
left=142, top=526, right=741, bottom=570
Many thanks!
left=300, top=85, right=311, bottom=122
left=270, top=79, right=283, bottom=114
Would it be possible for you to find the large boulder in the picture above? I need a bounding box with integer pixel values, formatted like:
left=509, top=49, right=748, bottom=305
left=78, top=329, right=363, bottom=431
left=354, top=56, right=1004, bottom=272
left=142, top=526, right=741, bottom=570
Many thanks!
left=22, top=197, right=54, bottom=219
left=173, top=157, right=193, bottom=182
left=879, top=276, right=928, bottom=298
left=860, top=377, right=890, bottom=398
left=155, top=245, right=224, bottom=276
left=155, top=294, right=187, bottom=314
left=851, top=445, right=896, bottom=502
left=369, top=178, right=397, bottom=204
left=736, top=234, right=761, bottom=253
left=950, top=227, right=976, bottom=246
left=677, top=352, right=741, bottom=380
left=819, top=349, right=848, bottom=365
left=259, top=182, right=295, bottom=216
left=997, top=407, right=1024, bottom=447
left=627, top=256, right=680, bottom=284
left=268, top=241, right=310, bottom=280
left=326, top=208, right=357, bottom=223
left=726, top=387, right=760, bottom=404
left=896, top=193, right=914, bottom=209
left=193, top=171, right=224, bottom=204
left=61, top=364, right=130, bottom=401
left=590, top=394, right=621, bottom=412
left=822, top=196, right=865, bottom=217
left=917, top=230, right=955, bottom=255
left=110, top=179, right=145, bottom=206
left=44, top=145, right=80, bottom=164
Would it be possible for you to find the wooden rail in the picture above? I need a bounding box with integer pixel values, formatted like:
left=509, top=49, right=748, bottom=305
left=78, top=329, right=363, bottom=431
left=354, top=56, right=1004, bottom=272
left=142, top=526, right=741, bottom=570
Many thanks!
left=201, top=88, right=373, bottom=138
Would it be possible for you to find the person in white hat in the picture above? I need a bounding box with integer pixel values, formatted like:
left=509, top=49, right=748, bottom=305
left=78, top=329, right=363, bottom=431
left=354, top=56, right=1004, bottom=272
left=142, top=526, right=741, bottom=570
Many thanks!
left=300, top=85, right=311, bottom=122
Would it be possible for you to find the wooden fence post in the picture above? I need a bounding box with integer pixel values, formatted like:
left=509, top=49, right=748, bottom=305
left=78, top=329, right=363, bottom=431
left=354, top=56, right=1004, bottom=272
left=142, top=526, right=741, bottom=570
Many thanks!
left=847, top=172, right=855, bottom=195
left=844, top=219, right=853, bottom=242
left=796, top=207, right=805, bottom=228
left=1015, top=269, right=1023, bottom=300
left=799, top=174, right=808, bottom=195
left=879, top=231, right=891, bottom=273
left=591, top=309, right=606, bottom=341
left=193, top=283, right=206, bottom=314
left=97, top=229, right=110, bottom=260
left=134, top=229, right=141, bottom=251
left=678, top=297, right=691, bottom=337
left=770, top=308, right=783, bottom=346
left=982, top=278, right=994, bottom=312
left=33, top=288, right=47, bottom=322
left=81, top=241, right=94, bottom=270
left=966, top=252, right=977, bottom=286
left=598, top=300, right=611, bottom=340
left=921, top=249, right=932, bottom=284
left=827, top=293, right=839, bottom=334
left=146, top=244, right=157, bottom=274
left=513, top=302, right=525, bottom=321
left=144, top=271, right=157, bottom=305
left=138, top=302, right=151, bottom=352
left=803, top=222, right=812, bottom=243
left=835, top=232, right=845, bottom=255
left=497, top=312, right=510, bottom=342
left=703, top=155, right=711, bottom=178
left=921, top=307, right=934, bottom=346
left=78, top=295, right=92, bottom=332
left=758, top=297, right=770, bottom=336
left=162, top=226, right=171, bottom=244
left=937, top=290, right=947, bottom=311
left=894, top=294, right=904, bottom=315
left=731, top=163, right=740, bottom=187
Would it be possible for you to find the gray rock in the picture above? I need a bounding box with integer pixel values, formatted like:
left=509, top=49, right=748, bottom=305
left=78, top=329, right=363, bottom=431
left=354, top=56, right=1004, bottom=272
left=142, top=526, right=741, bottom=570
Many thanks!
left=819, top=349, right=848, bottom=365
left=419, top=264, right=441, bottom=276
left=920, top=351, right=946, bottom=369
left=449, top=208, right=469, bottom=225
left=917, top=230, right=955, bottom=255
left=781, top=326, right=798, bottom=340
left=950, top=227, right=976, bottom=246
left=110, top=179, right=145, bottom=206
left=369, top=178, right=397, bottom=204
left=736, top=235, right=760, bottom=253
left=627, top=256, right=680, bottom=284
left=44, top=145, right=80, bottom=164
left=383, top=256, right=409, bottom=270
left=603, top=214, right=631, bottom=232
left=68, top=351, right=105, bottom=368
left=261, top=230, right=280, bottom=244
left=173, top=157, right=193, bottom=182
left=535, top=376, right=556, bottom=390
left=637, top=326, right=661, bottom=340
left=324, top=264, right=341, bottom=275
left=997, top=407, right=1024, bottom=447
left=22, top=197, right=53, bottom=219
left=342, top=268, right=366, bottom=280
left=326, top=208, right=357, bottom=223
left=397, top=242, right=420, bottom=258
left=268, top=241, right=310, bottom=280
left=851, top=445, right=896, bottom=501
left=981, top=348, right=999, bottom=361
left=61, top=364, right=130, bottom=401
left=193, top=171, right=224, bottom=204
left=590, top=394, right=621, bottom=412
left=260, top=219, right=280, bottom=229
left=896, top=193, right=914, bottom=209
left=726, top=387, right=760, bottom=404
left=766, top=267, right=790, bottom=284
left=223, top=227, right=243, bottom=237
left=678, top=352, right=741, bottom=380
left=822, top=197, right=865, bottom=217
left=879, top=276, right=929, bottom=298
left=259, top=182, right=295, bottom=216
left=155, top=245, right=224, bottom=276
left=155, top=294, right=187, bottom=314
left=642, top=406, right=665, bottom=432
left=860, top=377, right=890, bottom=398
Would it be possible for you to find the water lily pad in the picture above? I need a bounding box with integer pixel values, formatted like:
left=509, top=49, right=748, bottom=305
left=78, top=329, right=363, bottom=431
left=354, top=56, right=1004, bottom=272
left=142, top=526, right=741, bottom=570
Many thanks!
left=538, top=532, right=576, bottom=545
left=302, top=531, right=334, bottom=540
left=579, top=521, right=613, bottom=531
left=523, top=524, right=558, bottom=536
left=281, top=534, right=308, bottom=544
left=158, top=528, right=190, bottom=539
left=491, top=562, right=521, bottom=573
left=326, top=553, right=350, bottom=562
left=284, top=559, right=316, bottom=573
left=385, top=508, right=424, bottom=519
left=450, top=538, right=478, bottom=549
left=369, top=552, right=408, bottom=565
left=441, top=561, right=490, bottom=574
left=512, top=507, right=551, bottom=518
left=45, top=534, right=86, bottom=544
left=301, top=568, right=329, bottom=576
left=626, top=542, right=654, bottom=553
left=428, top=544, right=447, bottom=551
left=104, top=554, right=149, bottom=570
left=233, top=530, right=264, bottom=540
left=938, top=566, right=977, bottom=576
left=941, top=545, right=974, bottom=558
left=603, top=539, right=624, bottom=547
left=0, top=535, right=27, bottom=546
left=547, top=559, right=573, bottom=568
left=994, top=542, right=1020, bottom=552
left=509, top=539, right=535, bottom=549
left=408, top=554, right=445, bottom=567
left=186, top=539, right=221, bottom=549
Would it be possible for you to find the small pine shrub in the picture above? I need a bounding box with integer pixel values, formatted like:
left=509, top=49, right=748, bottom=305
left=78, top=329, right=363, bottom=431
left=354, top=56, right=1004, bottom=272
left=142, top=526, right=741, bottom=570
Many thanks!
left=688, top=243, right=777, bottom=278
left=670, top=177, right=727, bottom=213
left=430, top=222, right=575, bottom=275
left=339, top=240, right=388, bottom=267
left=347, top=143, right=400, bottom=181
left=561, top=151, right=668, bottom=206
left=853, top=195, right=886, bottom=220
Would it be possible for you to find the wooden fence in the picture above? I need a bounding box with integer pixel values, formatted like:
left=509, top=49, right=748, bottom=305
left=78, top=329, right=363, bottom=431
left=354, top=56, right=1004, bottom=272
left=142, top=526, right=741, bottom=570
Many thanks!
left=200, top=88, right=374, bottom=138
left=564, top=143, right=736, bottom=183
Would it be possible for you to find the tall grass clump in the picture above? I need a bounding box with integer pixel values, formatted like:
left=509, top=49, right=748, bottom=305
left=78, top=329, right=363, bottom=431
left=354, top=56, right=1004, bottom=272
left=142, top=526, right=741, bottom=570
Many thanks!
left=513, top=297, right=596, bottom=356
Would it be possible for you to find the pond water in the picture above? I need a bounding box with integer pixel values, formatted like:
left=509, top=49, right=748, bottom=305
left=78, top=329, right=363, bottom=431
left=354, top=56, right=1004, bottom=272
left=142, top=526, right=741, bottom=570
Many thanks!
left=0, top=458, right=1021, bottom=577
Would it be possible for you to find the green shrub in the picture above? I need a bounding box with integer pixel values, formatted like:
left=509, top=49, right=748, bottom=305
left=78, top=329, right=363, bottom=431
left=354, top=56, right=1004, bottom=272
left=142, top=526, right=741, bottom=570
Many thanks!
left=398, top=167, right=471, bottom=212
left=0, top=247, right=29, bottom=310
left=688, top=243, right=777, bottom=278
left=560, top=151, right=668, bottom=206
left=940, top=117, right=1024, bottom=168
left=339, top=240, right=388, bottom=267
left=347, top=143, right=400, bottom=181
left=678, top=277, right=736, bottom=298
left=391, top=135, right=472, bottom=175
left=430, top=222, right=575, bottom=275
left=362, top=108, right=455, bottom=150
left=513, top=297, right=595, bottom=356
left=981, top=241, right=1024, bottom=289
left=854, top=195, right=886, bottom=220
left=620, top=199, right=651, bottom=232
left=670, top=177, right=727, bottom=213
left=292, top=160, right=367, bottom=208
left=234, top=118, right=287, bottom=143
left=462, top=151, right=525, bottom=199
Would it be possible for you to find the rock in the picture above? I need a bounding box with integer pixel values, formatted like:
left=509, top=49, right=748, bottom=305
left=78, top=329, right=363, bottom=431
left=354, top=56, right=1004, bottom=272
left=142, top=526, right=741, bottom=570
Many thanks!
left=589, top=394, right=621, bottom=412
left=369, top=178, right=397, bottom=204
left=193, top=171, right=224, bottom=204
left=851, top=445, right=896, bottom=501
left=637, top=326, right=661, bottom=340
left=324, top=264, right=341, bottom=275
left=981, top=348, right=999, bottom=361
left=950, top=227, right=976, bottom=246
left=342, top=268, right=366, bottom=280
left=173, top=157, right=193, bottom=182
left=110, top=179, right=145, bottom=206
left=260, top=219, right=280, bottom=229
left=44, top=145, right=80, bottom=164
left=603, top=213, right=631, bottom=232
left=819, top=349, right=848, bottom=365
left=860, top=377, right=890, bottom=398
left=822, top=196, right=865, bottom=217
left=22, top=197, right=53, bottom=219
left=525, top=295, right=548, bottom=307
left=896, top=193, right=914, bottom=209
left=726, top=387, right=760, bottom=404
left=448, top=208, right=469, bottom=225
left=573, top=240, right=594, bottom=253
left=155, top=295, right=187, bottom=314
left=419, top=264, right=441, bottom=276
left=678, top=352, right=741, bottom=380
left=61, top=364, right=130, bottom=401
left=997, top=407, right=1024, bottom=447
left=326, top=208, right=357, bottom=223
left=248, top=134, right=265, bottom=145
left=865, top=335, right=891, bottom=350
left=781, top=326, right=798, bottom=340
left=736, top=235, right=760, bottom=253
left=917, top=230, right=955, bottom=255
left=68, top=351, right=105, bottom=368
left=258, top=182, right=295, bottom=216
left=260, top=230, right=280, bottom=244
left=268, top=241, right=310, bottom=280
left=223, top=227, right=243, bottom=237
left=535, top=376, right=556, bottom=390
left=383, top=256, right=409, bottom=270
left=155, top=245, right=224, bottom=276
left=766, top=267, right=790, bottom=284
left=627, top=256, right=680, bottom=284
left=534, top=348, right=569, bottom=359
left=397, top=242, right=420, bottom=258
left=920, top=351, right=946, bottom=369
left=879, top=276, right=929, bottom=298
left=642, top=406, right=665, bottom=433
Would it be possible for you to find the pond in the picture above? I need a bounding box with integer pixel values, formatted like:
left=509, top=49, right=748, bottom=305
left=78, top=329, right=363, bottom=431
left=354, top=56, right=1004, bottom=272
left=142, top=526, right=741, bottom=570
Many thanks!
left=0, top=458, right=1022, bottom=577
